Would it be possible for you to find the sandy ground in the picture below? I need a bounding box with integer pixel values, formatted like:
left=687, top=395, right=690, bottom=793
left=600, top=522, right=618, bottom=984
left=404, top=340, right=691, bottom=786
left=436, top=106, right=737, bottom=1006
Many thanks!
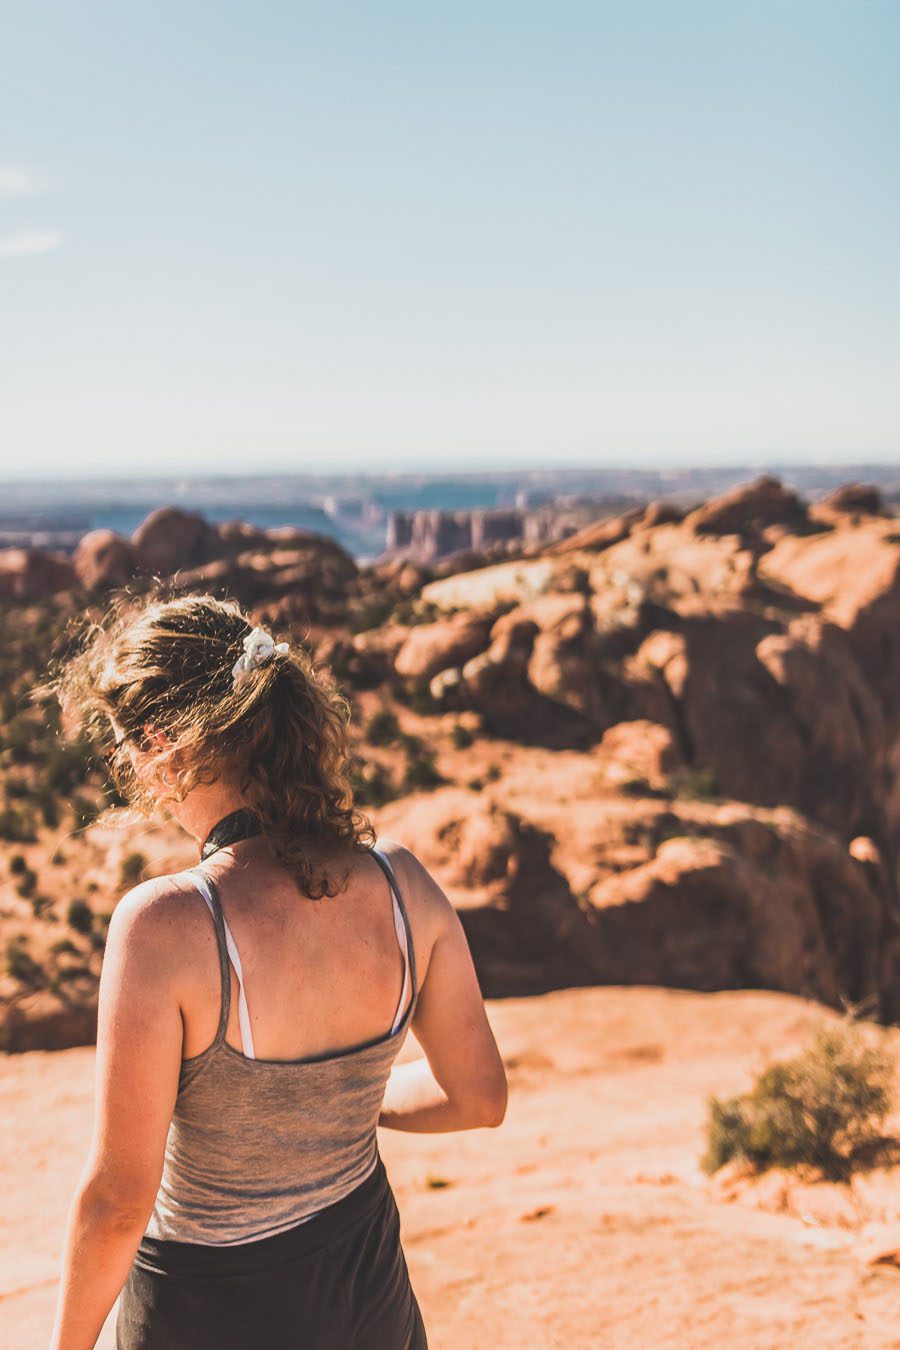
left=3, top=986, right=900, bottom=1349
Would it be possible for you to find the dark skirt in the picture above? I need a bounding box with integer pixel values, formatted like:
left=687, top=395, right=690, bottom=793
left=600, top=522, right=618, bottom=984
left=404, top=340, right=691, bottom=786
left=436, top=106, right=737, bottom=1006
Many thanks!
left=116, top=1152, right=428, bottom=1349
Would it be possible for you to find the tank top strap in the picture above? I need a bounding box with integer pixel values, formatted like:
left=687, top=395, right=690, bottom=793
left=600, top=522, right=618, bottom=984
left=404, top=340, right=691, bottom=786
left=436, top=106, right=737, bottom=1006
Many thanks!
left=369, top=846, right=419, bottom=1024
left=180, top=864, right=255, bottom=1053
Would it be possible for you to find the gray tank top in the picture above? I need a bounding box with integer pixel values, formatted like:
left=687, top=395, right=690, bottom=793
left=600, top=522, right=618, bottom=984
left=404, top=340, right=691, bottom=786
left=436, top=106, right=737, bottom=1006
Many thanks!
left=143, top=846, right=419, bottom=1246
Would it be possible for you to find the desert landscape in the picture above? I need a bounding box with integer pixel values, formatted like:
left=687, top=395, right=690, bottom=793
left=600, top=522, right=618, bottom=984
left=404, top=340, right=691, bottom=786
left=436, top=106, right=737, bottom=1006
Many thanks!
left=5, top=475, right=900, bottom=1345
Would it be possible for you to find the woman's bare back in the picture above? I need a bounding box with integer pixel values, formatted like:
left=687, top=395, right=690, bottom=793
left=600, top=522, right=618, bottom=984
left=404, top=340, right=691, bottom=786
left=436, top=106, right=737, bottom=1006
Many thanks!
left=176, top=837, right=428, bottom=1063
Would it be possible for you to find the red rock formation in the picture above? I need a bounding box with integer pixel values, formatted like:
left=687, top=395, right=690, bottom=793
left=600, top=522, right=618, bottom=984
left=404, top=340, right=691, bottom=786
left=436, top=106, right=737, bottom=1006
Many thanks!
left=394, top=610, right=496, bottom=681
left=818, top=482, right=888, bottom=518
left=685, top=475, right=808, bottom=536
left=0, top=547, right=76, bottom=599
left=72, top=529, right=139, bottom=590
left=132, top=505, right=221, bottom=574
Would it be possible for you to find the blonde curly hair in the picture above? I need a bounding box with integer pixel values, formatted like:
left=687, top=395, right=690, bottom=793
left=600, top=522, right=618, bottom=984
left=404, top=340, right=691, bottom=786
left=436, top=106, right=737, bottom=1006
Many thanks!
left=46, top=587, right=376, bottom=898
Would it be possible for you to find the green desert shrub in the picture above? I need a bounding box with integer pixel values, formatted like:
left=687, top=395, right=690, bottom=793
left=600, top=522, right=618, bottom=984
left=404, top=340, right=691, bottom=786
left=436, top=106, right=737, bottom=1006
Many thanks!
left=15, top=866, right=38, bottom=898
left=702, top=1021, right=896, bottom=1182
left=365, top=707, right=401, bottom=747
left=0, top=806, right=38, bottom=843
left=673, top=766, right=718, bottom=801
left=119, top=852, right=147, bottom=887
left=349, top=597, right=395, bottom=634
left=5, top=934, right=44, bottom=987
left=401, top=738, right=444, bottom=791
left=349, top=758, right=397, bottom=808
left=70, top=793, right=101, bottom=831
left=450, top=721, right=474, bottom=749
left=407, top=679, right=443, bottom=716
left=66, top=899, right=95, bottom=935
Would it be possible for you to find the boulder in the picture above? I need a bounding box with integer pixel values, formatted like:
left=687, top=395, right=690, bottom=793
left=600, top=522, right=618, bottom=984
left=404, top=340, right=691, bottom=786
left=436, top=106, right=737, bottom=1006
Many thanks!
left=132, top=505, right=221, bottom=575
left=584, top=808, right=891, bottom=1012
left=72, top=529, right=139, bottom=590
left=394, top=609, right=494, bottom=681
left=0, top=547, right=77, bottom=599
left=685, top=475, right=808, bottom=537
left=597, top=719, right=682, bottom=790
left=819, top=483, right=888, bottom=518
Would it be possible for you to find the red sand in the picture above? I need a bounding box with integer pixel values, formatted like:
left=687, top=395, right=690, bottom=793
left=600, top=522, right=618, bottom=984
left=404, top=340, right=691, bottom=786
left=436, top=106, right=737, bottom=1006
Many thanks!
left=3, top=987, right=900, bottom=1348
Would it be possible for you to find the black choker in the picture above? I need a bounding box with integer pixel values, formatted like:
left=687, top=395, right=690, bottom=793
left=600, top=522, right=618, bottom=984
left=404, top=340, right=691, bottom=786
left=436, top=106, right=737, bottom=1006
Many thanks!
left=200, top=808, right=264, bottom=861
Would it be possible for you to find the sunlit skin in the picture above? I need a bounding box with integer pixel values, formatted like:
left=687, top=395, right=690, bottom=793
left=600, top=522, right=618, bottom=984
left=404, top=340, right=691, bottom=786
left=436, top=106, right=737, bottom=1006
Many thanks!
left=50, top=716, right=508, bottom=1349
left=50, top=716, right=257, bottom=1349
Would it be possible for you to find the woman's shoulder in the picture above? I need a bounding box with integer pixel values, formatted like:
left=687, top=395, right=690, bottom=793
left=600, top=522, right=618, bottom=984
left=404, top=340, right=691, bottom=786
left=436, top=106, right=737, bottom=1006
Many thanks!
left=371, top=836, right=457, bottom=949
left=104, top=870, right=221, bottom=979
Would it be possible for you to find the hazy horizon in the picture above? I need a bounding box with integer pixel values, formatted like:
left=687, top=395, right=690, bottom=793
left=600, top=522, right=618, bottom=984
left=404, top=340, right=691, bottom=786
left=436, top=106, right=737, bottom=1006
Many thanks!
left=2, top=2, right=898, bottom=478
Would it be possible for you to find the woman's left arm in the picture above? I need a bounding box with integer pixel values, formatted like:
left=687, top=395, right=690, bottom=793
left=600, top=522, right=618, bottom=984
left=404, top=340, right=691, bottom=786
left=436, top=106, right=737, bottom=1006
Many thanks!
left=50, top=881, right=185, bottom=1350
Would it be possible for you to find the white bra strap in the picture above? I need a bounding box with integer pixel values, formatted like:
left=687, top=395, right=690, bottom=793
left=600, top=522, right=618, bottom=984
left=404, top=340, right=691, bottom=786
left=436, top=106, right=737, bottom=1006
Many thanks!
left=390, top=888, right=411, bottom=1034
left=220, top=915, right=256, bottom=1060
left=186, top=867, right=256, bottom=1060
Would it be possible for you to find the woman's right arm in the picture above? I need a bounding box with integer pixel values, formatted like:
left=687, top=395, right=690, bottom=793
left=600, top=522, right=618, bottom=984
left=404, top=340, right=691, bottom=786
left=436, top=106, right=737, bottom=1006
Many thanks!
left=377, top=842, right=508, bottom=1133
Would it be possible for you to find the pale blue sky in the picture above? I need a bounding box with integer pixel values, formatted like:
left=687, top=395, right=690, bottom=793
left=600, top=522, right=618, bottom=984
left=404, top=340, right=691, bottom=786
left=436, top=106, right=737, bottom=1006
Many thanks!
left=1, top=1, right=898, bottom=478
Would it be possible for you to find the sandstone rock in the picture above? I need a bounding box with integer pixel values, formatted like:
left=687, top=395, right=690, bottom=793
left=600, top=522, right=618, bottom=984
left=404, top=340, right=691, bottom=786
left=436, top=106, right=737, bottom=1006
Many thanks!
left=547, top=505, right=645, bottom=555
left=639, top=500, right=685, bottom=529
left=376, top=790, right=599, bottom=994
left=624, top=613, right=883, bottom=841
left=72, top=529, right=139, bottom=590
left=1, top=992, right=97, bottom=1053
left=598, top=720, right=682, bottom=790
left=0, top=547, right=77, bottom=599
left=850, top=836, right=882, bottom=867
left=132, top=505, right=221, bottom=575
left=585, top=810, right=889, bottom=1011
left=429, top=666, right=464, bottom=704
left=394, top=610, right=494, bottom=681
left=819, top=482, right=888, bottom=517
left=685, top=475, right=808, bottom=537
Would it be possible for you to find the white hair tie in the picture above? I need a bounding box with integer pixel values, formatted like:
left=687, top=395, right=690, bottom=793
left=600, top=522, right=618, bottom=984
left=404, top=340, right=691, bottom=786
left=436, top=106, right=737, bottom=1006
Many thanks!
left=232, top=626, right=290, bottom=687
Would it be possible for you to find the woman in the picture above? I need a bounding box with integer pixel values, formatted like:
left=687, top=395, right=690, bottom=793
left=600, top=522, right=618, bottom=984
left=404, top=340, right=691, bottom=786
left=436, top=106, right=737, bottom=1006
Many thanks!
left=47, top=591, right=508, bottom=1349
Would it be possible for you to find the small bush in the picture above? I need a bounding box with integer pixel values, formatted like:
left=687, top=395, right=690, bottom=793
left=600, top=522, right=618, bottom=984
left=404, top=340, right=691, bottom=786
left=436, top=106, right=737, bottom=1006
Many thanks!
left=0, top=806, right=38, bottom=843
left=67, top=899, right=95, bottom=935
left=30, top=894, right=54, bottom=920
left=451, top=722, right=474, bottom=749
left=15, top=867, right=38, bottom=898
left=350, top=759, right=397, bottom=808
left=673, top=766, right=718, bottom=801
left=8, top=853, right=28, bottom=875
left=365, top=707, right=401, bottom=747
left=5, top=935, right=44, bottom=987
left=349, top=597, right=395, bottom=634
left=70, top=794, right=100, bottom=831
left=407, top=680, right=443, bottom=717
left=119, top=852, right=147, bottom=887
left=702, top=1021, right=896, bottom=1182
left=402, top=740, right=444, bottom=792
left=35, top=787, right=60, bottom=828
